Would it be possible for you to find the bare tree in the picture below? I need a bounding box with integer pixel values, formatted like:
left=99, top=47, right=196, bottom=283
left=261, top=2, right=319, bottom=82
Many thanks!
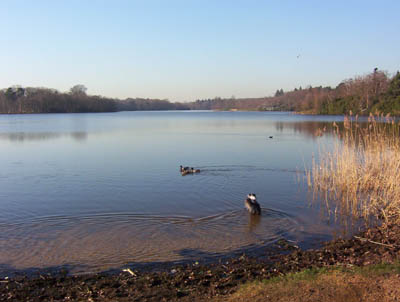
left=70, top=84, right=87, bottom=96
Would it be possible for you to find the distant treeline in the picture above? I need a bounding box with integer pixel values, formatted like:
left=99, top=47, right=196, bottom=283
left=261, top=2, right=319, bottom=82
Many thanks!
left=0, top=85, right=188, bottom=114
left=116, top=98, right=189, bottom=111
left=188, top=69, right=400, bottom=115
left=2, top=69, right=400, bottom=115
left=0, top=85, right=116, bottom=114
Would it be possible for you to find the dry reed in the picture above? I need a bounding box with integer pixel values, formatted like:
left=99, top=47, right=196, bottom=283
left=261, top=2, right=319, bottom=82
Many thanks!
left=308, top=112, right=400, bottom=224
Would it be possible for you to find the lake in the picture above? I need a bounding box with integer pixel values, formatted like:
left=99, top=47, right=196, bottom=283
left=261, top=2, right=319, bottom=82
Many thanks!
left=0, top=111, right=346, bottom=275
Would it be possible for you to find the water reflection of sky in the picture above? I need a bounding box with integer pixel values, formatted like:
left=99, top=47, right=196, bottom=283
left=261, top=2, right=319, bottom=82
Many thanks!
left=0, top=111, right=351, bottom=274
left=0, top=111, right=346, bottom=143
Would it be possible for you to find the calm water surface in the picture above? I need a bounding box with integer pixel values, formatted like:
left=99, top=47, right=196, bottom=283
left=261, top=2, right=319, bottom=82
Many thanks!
left=0, top=111, right=345, bottom=275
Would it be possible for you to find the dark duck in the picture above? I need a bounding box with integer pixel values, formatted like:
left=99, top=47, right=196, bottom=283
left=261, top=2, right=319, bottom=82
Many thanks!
left=245, top=193, right=261, bottom=215
left=180, top=165, right=200, bottom=176
left=180, top=165, right=190, bottom=173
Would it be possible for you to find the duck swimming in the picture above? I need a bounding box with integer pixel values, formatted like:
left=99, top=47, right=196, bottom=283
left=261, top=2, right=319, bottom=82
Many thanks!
left=180, top=165, right=190, bottom=173
left=180, top=165, right=200, bottom=175
left=190, top=167, right=200, bottom=173
left=245, top=193, right=261, bottom=215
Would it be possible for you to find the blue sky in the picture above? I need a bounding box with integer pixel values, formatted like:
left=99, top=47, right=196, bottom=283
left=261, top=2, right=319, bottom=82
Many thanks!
left=0, top=0, right=399, bottom=101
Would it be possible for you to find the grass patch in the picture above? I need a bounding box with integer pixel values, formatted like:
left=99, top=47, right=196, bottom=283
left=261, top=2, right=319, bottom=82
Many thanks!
left=256, top=267, right=331, bottom=285
left=353, top=261, right=400, bottom=276
left=222, top=263, right=400, bottom=302
left=241, top=262, right=400, bottom=287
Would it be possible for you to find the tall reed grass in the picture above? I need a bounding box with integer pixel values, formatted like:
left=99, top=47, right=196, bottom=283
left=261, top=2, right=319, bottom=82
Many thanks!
left=308, top=113, right=400, bottom=224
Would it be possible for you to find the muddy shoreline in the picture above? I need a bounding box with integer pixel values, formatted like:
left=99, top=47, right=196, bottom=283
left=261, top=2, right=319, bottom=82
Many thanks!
left=1, top=222, right=400, bottom=302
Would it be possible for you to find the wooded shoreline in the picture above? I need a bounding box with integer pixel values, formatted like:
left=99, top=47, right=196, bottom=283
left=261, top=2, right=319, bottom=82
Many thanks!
left=2, top=69, right=399, bottom=115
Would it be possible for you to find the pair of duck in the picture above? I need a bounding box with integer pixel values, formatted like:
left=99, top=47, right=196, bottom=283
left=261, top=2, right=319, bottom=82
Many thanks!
left=180, top=165, right=200, bottom=176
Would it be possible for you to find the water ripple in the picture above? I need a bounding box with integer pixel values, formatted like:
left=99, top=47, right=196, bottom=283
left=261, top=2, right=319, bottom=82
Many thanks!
left=0, top=209, right=299, bottom=274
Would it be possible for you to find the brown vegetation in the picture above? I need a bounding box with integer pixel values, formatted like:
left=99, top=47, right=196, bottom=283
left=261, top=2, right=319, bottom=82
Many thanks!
left=189, top=69, right=400, bottom=115
left=0, top=85, right=189, bottom=114
left=223, top=266, right=400, bottom=302
left=308, top=113, right=400, bottom=224
left=2, top=69, right=399, bottom=114
left=116, top=98, right=189, bottom=111
left=0, top=86, right=117, bottom=113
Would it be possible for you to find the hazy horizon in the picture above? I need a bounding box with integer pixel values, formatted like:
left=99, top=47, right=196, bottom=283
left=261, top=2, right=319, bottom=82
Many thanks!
left=1, top=1, right=399, bottom=102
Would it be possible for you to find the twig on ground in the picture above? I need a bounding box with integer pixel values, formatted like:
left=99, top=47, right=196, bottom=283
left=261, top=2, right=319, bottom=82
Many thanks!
left=354, top=236, right=398, bottom=248
left=122, top=268, right=136, bottom=276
